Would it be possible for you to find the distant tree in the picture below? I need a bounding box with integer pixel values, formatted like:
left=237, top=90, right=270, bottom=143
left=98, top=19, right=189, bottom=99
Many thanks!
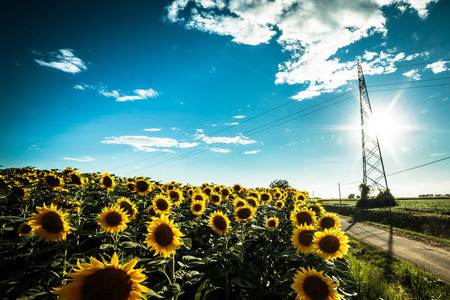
left=356, top=183, right=371, bottom=208
left=348, top=193, right=355, bottom=199
left=269, top=179, right=290, bottom=189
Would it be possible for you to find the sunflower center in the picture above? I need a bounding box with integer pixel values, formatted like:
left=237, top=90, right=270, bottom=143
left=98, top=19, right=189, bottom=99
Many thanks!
left=261, top=194, right=270, bottom=201
left=221, top=190, right=230, bottom=196
left=71, top=174, right=82, bottom=185
left=237, top=208, right=252, bottom=220
left=119, top=202, right=133, bottom=216
left=321, top=217, right=335, bottom=229
left=102, top=176, right=113, bottom=188
left=126, top=183, right=135, bottom=191
left=105, top=212, right=123, bottom=227
left=310, top=206, right=321, bottom=215
left=247, top=199, right=257, bottom=207
left=296, top=212, right=312, bottom=225
left=12, top=186, right=25, bottom=197
left=298, top=231, right=314, bottom=247
left=268, top=220, right=276, bottom=227
left=276, top=202, right=283, bottom=208
left=236, top=201, right=245, bottom=208
left=303, top=276, right=330, bottom=300
left=21, top=224, right=32, bottom=234
left=193, top=203, right=202, bottom=212
left=136, top=181, right=149, bottom=192
left=46, top=176, right=60, bottom=187
left=169, top=191, right=179, bottom=200
left=213, top=216, right=227, bottom=231
left=156, top=199, right=169, bottom=211
left=211, top=195, right=220, bottom=203
left=81, top=267, right=132, bottom=300
left=319, top=236, right=340, bottom=254
left=194, top=195, right=204, bottom=201
left=41, top=211, right=64, bottom=233
left=154, top=224, right=174, bottom=247
left=204, top=188, right=212, bottom=195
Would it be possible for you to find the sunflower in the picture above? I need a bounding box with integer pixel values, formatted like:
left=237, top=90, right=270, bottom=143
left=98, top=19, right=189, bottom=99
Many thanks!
left=259, top=192, right=272, bottom=204
left=52, top=198, right=82, bottom=213
left=11, top=185, right=29, bottom=201
left=233, top=198, right=246, bottom=209
left=234, top=206, right=256, bottom=223
left=291, top=224, right=316, bottom=254
left=98, top=207, right=129, bottom=234
left=273, top=190, right=283, bottom=200
left=62, top=167, right=74, bottom=177
left=100, top=172, right=115, bottom=192
left=115, top=197, right=138, bottom=221
left=147, top=206, right=160, bottom=219
left=168, top=189, right=183, bottom=205
left=220, top=187, right=232, bottom=199
left=135, top=179, right=152, bottom=196
left=232, top=184, right=243, bottom=193
left=246, top=196, right=259, bottom=209
left=69, top=171, right=86, bottom=187
left=17, top=221, right=33, bottom=236
left=313, top=228, right=349, bottom=261
left=296, top=193, right=308, bottom=202
left=144, top=214, right=183, bottom=258
left=275, top=200, right=285, bottom=209
left=291, top=266, right=342, bottom=300
left=317, top=213, right=341, bottom=231
left=266, top=217, right=279, bottom=230
left=290, top=208, right=316, bottom=227
left=28, top=203, right=72, bottom=242
left=52, top=252, right=151, bottom=300
left=202, top=186, right=213, bottom=196
left=213, top=185, right=222, bottom=193
left=192, top=192, right=207, bottom=202
left=247, top=190, right=260, bottom=201
left=308, top=203, right=325, bottom=216
left=152, top=194, right=172, bottom=215
left=190, top=200, right=206, bottom=215
left=44, top=173, right=64, bottom=190
left=209, top=193, right=222, bottom=205
left=209, top=211, right=231, bottom=235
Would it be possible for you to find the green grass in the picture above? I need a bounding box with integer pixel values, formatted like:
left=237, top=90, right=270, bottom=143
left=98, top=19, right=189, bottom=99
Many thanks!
left=346, top=235, right=450, bottom=299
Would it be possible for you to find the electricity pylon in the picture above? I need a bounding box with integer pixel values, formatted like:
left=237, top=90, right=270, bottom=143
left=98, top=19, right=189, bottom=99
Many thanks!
left=357, top=60, right=389, bottom=195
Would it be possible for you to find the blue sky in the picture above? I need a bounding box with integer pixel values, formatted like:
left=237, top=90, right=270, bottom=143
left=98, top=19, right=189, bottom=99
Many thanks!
left=1, top=0, right=449, bottom=198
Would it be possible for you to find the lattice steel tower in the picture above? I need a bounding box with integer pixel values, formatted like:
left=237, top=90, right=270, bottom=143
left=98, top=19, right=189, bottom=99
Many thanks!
left=358, top=60, right=389, bottom=195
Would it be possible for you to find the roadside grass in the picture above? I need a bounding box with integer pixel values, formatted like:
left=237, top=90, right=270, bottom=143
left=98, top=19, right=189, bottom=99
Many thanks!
left=347, top=235, right=450, bottom=299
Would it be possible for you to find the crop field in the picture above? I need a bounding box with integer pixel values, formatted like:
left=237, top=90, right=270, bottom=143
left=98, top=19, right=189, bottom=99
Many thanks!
left=0, top=167, right=356, bottom=300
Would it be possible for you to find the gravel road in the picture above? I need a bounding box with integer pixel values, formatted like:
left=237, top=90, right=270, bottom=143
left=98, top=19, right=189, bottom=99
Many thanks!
left=339, top=216, right=450, bottom=283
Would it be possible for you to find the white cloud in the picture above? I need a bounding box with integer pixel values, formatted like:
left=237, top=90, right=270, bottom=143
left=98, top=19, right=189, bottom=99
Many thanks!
left=144, top=128, right=162, bottom=132
left=431, top=153, right=445, bottom=156
left=178, top=142, right=200, bottom=148
left=101, top=135, right=198, bottom=152
left=243, top=149, right=260, bottom=155
left=34, top=49, right=87, bottom=74
left=74, top=84, right=159, bottom=102
left=403, top=69, right=421, bottom=80
left=224, top=122, right=239, bottom=125
left=233, top=115, right=246, bottom=119
left=425, top=60, right=449, bottom=74
left=63, top=156, right=95, bottom=162
left=166, top=0, right=438, bottom=101
left=195, top=133, right=257, bottom=145
left=210, top=148, right=231, bottom=153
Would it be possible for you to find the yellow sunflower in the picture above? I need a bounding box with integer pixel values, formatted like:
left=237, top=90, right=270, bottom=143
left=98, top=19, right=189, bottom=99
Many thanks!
left=275, top=200, right=285, bottom=209
left=308, top=203, right=325, bottom=216
left=259, top=192, right=272, bottom=204
left=220, top=187, right=232, bottom=199
left=152, top=194, right=172, bottom=215
left=135, top=179, right=152, bottom=196
left=190, top=200, right=206, bottom=215
left=296, top=193, right=308, bottom=202
left=313, top=228, right=349, bottom=261
left=213, top=185, right=222, bottom=193
left=52, top=252, right=150, bottom=300
left=68, top=171, right=86, bottom=187
left=144, top=214, right=183, bottom=258
left=11, top=185, right=29, bottom=201
left=192, top=192, right=207, bottom=202
left=43, top=173, right=64, bottom=190
left=234, top=206, right=256, bottom=223
left=147, top=206, right=160, bottom=219
left=126, top=181, right=136, bottom=192
left=209, top=192, right=222, bottom=205
left=317, top=213, right=341, bottom=231
left=209, top=211, right=231, bottom=235
left=291, top=224, right=316, bottom=254
left=17, top=221, right=33, bottom=236
left=247, top=190, right=260, bottom=201
left=28, top=203, right=72, bottom=242
left=232, top=183, right=243, bottom=193
left=291, top=266, right=342, bottom=300
left=100, top=172, right=115, bottom=192
left=202, top=186, right=213, bottom=196
left=233, top=198, right=246, bottom=209
left=98, top=207, right=129, bottom=234
left=168, top=189, right=183, bottom=205
left=115, top=197, right=138, bottom=221
left=246, top=196, right=259, bottom=209
left=266, top=217, right=279, bottom=230
left=290, top=208, right=316, bottom=227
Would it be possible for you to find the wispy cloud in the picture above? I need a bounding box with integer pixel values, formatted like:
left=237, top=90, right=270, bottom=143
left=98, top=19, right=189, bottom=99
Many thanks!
left=431, top=153, right=446, bottom=156
left=74, top=84, right=159, bottom=102
left=63, top=156, right=95, bottom=162
left=403, top=69, right=421, bottom=80
left=195, top=133, right=257, bottom=145
left=243, top=149, right=260, bottom=155
left=166, top=0, right=438, bottom=101
left=101, top=135, right=198, bottom=152
left=233, top=115, right=246, bottom=119
left=144, top=128, right=161, bottom=132
left=210, top=148, right=231, bottom=153
left=425, top=60, right=449, bottom=74
left=224, top=122, right=239, bottom=126
left=34, top=49, right=87, bottom=74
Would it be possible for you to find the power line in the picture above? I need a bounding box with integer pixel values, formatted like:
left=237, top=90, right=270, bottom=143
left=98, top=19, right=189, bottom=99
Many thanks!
left=369, top=76, right=450, bottom=87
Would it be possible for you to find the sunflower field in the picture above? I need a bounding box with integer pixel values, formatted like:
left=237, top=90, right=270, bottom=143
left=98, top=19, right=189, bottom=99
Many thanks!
left=0, top=167, right=357, bottom=299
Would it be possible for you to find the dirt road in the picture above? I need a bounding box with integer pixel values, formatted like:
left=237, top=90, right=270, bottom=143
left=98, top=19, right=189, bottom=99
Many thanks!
left=339, top=216, right=450, bottom=283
